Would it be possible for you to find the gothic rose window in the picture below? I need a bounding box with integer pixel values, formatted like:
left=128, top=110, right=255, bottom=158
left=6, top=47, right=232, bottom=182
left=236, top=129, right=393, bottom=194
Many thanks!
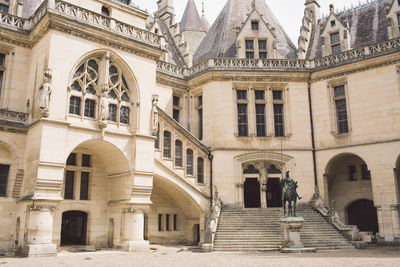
left=68, top=56, right=133, bottom=125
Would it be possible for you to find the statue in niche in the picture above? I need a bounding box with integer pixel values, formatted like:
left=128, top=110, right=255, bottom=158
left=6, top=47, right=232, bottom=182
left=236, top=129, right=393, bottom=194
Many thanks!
left=99, top=90, right=109, bottom=122
left=151, top=94, right=159, bottom=136
left=38, top=70, right=52, bottom=118
left=98, top=88, right=109, bottom=130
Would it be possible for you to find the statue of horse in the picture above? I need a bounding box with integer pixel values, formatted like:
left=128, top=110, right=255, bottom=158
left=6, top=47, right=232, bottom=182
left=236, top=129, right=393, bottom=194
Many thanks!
left=281, top=172, right=302, bottom=217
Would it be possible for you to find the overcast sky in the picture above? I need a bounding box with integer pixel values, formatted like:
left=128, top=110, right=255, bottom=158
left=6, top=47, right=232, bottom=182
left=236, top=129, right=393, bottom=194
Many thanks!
left=135, top=0, right=366, bottom=45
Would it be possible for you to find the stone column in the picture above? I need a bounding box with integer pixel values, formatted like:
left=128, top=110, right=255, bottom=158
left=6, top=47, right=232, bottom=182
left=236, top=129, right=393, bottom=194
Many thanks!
left=123, top=207, right=149, bottom=252
left=25, top=204, right=57, bottom=257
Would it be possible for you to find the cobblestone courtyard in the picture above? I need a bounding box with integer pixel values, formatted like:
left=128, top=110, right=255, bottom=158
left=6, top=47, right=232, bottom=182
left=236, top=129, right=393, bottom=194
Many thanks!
left=1, top=246, right=399, bottom=267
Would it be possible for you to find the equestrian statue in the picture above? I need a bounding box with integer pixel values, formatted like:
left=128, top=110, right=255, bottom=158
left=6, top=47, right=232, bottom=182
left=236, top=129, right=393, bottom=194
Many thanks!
left=281, top=171, right=302, bottom=217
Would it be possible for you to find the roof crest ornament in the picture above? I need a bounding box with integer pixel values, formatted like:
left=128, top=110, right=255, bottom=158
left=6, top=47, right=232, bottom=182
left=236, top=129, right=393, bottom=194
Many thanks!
left=251, top=0, right=256, bottom=10
left=202, top=1, right=205, bottom=15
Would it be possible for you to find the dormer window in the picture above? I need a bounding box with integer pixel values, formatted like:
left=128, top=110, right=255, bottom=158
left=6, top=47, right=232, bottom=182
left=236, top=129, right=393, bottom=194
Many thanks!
left=330, top=32, right=341, bottom=54
left=258, top=40, right=267, bottom=59
left=101, top=6, right=110, bottom=16
left=397, top=13, right=400, bottom=32
left=0, top=0, right=9, bottom=13
left=245, top=40, right=254, bottom=58
left=251, top=20, right=259, bottom=31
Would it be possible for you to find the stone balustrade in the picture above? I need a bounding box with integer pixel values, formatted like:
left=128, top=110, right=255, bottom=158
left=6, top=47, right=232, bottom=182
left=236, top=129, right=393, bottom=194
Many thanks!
left=156, top=38, right=400, bottom=79
left=0, top=0, right=162, bottom=49
left=0, top=109, right=29, bottom=125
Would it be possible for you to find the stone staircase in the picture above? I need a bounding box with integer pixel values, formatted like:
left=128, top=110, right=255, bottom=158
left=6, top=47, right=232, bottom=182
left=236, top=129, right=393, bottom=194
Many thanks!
left=297, top=206, right=355, bottom=250
left=213, top=205, right=354, bottom=251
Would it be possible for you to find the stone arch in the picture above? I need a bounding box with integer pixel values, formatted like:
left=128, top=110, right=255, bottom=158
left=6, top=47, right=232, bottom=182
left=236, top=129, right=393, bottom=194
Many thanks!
left=0, top=136, right=21, bottom=162
left=64, top=139, right=132, bottom=201
left=324, top=153, right=374, bottom=226
left=346, top=199, right=378, bottom=233
left=234, top=152, right=293, bottom=208
left=67, top=49, right=140, bottom=130
left=68, top=49, right=140, bottom=102
left=150, top=172, right=207, bottom=245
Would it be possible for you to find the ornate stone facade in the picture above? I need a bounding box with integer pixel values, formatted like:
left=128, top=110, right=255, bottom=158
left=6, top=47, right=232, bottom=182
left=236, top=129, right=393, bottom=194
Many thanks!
left=0, top=0, right=399, bottom=257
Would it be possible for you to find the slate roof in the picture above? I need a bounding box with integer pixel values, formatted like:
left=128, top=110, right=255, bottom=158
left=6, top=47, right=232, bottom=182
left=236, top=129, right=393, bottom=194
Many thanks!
left=180, top=0, right=204, bottom=32
left=193, top=0, right=297, bottom=65
left=200, top=13, right=211, bottom=31
left=22, top=0, right=44, bottom=18
left=309, top=0, right=391, bottom=59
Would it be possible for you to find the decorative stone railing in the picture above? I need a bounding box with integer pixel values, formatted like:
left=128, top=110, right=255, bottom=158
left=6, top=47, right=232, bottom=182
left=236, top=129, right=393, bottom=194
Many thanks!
left=0, top=109, right=29, bottom=124
left=310, top=194, right=360, bottom=242
left=157, top=38, right=400, bottom=79
left=0, top=12, right=28, bottom=31
left=0, top=0, right=162, bottom=49
left=53, top=0, right=161, bottom=47
left=156, top=61, right=185, bottom=79
left=157, top=107, right=209, bottom=155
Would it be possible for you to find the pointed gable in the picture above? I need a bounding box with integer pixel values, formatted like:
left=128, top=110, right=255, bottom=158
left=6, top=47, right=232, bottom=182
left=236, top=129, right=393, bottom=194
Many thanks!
left=180, top=0, right=203, bottom=32
left=193, top=0, right=297, bottom=65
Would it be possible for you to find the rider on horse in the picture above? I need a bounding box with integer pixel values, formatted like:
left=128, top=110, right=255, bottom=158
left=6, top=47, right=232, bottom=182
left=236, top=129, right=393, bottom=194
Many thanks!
left=281, top=171, right=302, bottom=217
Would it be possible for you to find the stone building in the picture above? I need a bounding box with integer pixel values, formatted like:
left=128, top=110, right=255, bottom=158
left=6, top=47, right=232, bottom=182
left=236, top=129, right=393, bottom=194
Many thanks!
left=0, top=0, right=399, bottom=256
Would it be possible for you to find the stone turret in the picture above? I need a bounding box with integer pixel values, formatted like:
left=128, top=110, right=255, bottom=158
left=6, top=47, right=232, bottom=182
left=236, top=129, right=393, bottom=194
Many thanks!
left=176, top=0, right=208, bottom=67
left=298, top=0, right=320, bottom=59
left=157, top=0, right=175, bottom=27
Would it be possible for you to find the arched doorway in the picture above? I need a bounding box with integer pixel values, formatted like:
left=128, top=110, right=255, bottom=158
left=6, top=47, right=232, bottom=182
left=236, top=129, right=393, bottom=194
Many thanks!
left=324, top=153, right=375, bottom=229
left=347, top=199, right=378, bottom=233
left=61, top=211, right=88, bottom=245
left=244, top=178, right=261, bottom=208
left=243, top=165, right=261, bottom=208
left=266, top=165, right=282, bottom=208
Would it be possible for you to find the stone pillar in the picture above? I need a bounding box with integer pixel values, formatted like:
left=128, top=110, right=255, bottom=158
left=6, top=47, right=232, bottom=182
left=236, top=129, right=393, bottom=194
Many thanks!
left=123, top=208, right=149, bottom=252
left=376, top=205, right=398, bottom=242
left=261, top=184, right=267, bottom=208
left=279, top=217, right=315, bottom=253
left=25, top=204, right=57, bottom=257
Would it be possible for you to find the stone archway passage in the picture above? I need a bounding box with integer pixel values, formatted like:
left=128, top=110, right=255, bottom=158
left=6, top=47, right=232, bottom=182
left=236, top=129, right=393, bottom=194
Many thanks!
left=266, top=178, right=282, bottom=208
left=244, top=178, right=261, bottom=208
left=61, top=211, right=88, bottom=246
left=347, top=199, right=378, bottom=233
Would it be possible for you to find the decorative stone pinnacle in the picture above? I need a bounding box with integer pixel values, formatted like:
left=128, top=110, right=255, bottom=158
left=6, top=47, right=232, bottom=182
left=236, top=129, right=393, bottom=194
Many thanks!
left=251, top=0, right=256, bottom=10
left=329, top=4, right=334, bottom=13
left=202, top=1, right=204, bottom=15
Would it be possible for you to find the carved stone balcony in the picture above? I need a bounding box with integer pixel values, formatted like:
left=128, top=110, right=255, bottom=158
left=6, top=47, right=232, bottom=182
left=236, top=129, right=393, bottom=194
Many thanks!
left=0, top=109, right=29, bottom=131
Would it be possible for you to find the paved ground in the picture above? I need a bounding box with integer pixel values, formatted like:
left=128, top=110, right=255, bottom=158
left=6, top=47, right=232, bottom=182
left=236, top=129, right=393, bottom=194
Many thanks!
left=1, top=245, right=400, bottom=267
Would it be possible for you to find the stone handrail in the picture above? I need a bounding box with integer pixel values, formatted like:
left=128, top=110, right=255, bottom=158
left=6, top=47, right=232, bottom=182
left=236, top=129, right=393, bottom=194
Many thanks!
left=0, top=109, right=29, bottom=124
left=156, top=61, right=185, bottom=79
left=157, top=107, right=209, bottom=155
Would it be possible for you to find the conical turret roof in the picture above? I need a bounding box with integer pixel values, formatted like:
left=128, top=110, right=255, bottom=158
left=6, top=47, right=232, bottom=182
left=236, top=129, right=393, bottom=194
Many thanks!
left=193, top=0, right=297, bottom=65
left=200, top=2, right=211, bottom=31
left=180, top=0, right=203, bottom=32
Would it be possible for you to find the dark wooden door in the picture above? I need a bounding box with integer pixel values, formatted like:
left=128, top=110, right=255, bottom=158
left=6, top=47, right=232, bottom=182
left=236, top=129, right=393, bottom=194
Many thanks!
left=347, top=199, right=378, bottom=233
left=244, top=178, right=261, bottom=208
left=61, top=211, right=88, bottom=245
left=267, top=178, right=282, bottom=207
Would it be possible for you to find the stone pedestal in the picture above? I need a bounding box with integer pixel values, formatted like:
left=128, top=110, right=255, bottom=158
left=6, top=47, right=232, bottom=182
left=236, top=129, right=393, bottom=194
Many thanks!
left=279, top=217, right=316, bottom=253
left=25, top=205, right=57, bottom=257
left=123, top=211, right=149, bottom=252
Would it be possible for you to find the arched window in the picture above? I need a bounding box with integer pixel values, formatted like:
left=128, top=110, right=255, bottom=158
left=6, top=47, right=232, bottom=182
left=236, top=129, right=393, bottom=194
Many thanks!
left=197, top=157, right=204, bottom=184
left=175, top=140, right=183, bottom=167
left=186, top=149, right=193, bottom=175
left=163, top=131, right=171, bottom=158
left=69, top=56, right=133, bottom=125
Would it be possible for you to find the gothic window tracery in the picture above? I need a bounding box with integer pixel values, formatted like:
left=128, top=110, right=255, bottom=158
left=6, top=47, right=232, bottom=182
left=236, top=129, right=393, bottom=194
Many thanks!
left=68, top=56, right=133, bottom=125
